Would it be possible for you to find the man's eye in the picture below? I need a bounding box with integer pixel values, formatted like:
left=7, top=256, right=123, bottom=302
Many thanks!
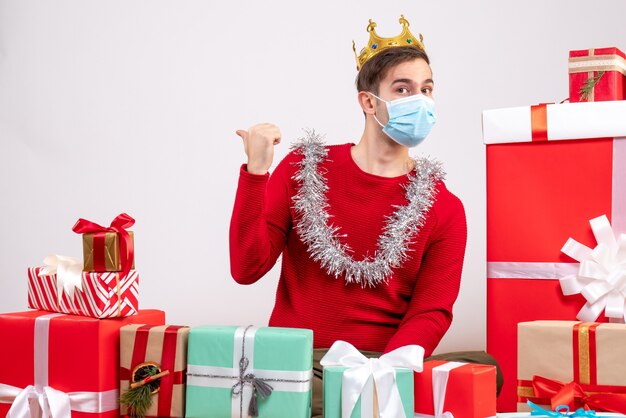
left=397, top=87, right=409, bottom=94
left=422, top=87, right=433, bottom=95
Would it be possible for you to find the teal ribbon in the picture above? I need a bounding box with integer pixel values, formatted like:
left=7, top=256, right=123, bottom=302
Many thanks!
left=528, top=401, right=597, bottom=417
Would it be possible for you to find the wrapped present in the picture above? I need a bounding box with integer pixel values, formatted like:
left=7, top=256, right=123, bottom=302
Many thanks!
left=569, top=47, right=626, bottom=102
left=186, top=325, right=313, bottom=418
left=0, top=309, right=165, bottom=418
left=321, top=340, right=422, bottom=418
left=517, top=321, right=626, bottom=414
left=482, top=100, right=626, bottom=411
left=28, top=259, right=139, bottom=318
left=497, top=405, right=626, bottom=417
left=497, top=414, right=625, bottom=417
left=72, top=213, right=135, bottom=274
left=413, top=360, right=496, bottom=418
left=120, top=324, right=190, bottom=417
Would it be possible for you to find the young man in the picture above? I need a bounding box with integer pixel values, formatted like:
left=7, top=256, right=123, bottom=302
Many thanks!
left=230, top=16, right=501, bottom=416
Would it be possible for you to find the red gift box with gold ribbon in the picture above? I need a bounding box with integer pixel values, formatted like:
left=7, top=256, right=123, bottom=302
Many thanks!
left=0, top=309, right=165, bottom=418
left=482, top=100, right=626, bottom=412
left=517, top=321, right=626, bottom=413
left=569, top=47, right=626, bottom=102
left=120, top=324, right=190, bottom=417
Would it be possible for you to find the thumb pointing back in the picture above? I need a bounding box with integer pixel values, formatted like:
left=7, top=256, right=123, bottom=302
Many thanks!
left=235, top=130, right=248, bottom=141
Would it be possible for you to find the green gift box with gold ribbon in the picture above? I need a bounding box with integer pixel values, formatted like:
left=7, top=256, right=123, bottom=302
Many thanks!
left=185, top=325, right=313, bottom=418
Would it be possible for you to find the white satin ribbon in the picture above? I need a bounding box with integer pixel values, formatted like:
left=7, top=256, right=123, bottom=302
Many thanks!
left=0, top=313, right=119, bottom=418
left=487, top=262, right=579, bottom=279
left=0, top=385, right=119, bottom=418
left=320, top=340, right=424, bottom=418
left=560, top=215, right=626, bottom=323
left=413, top=362, right=466, bottom=418
left=38, top=255, right=84, bottom=301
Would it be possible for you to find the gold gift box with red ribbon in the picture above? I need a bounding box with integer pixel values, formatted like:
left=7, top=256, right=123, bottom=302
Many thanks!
left=569, top=47, right=626, bottom=102
left=82, top=230, right=135, bottom=272
left=120, top=324, right=190, bottom=418
left=517, top=321, right=626, bottom=413
left=73, top=213, right=136, bottom=273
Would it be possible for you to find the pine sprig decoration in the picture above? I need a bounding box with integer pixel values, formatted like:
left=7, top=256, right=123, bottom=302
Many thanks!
left=120, top=383, right=154, bottom=418
left=120, top=364, right=165, bottom=418
left=579, top=71, right=605, bottom=101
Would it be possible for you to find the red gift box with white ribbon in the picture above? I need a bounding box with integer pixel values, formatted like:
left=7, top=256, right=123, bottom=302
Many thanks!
left=0, top=310, right=165, bottom=418
left=414, top=360, right=496, bottom=418
left=482, top=100, right=626, bottom=411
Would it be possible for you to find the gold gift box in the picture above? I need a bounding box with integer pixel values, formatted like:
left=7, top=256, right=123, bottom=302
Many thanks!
left=120, top=324, right=190, bottom=417
left=517, top=320, right=626, bottom=412
left=82, top=231, right=135, bottom=272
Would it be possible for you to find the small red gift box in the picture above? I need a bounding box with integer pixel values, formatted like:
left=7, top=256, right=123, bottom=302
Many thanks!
left=414, top=360, right=496, bottom=418
left=569, top=47, right=626, bottom=102
left=482, top=100, right=626, bottom=411
left=28, top=266, right=139, bottom=318
left=0, top=309, right=165, bottom=418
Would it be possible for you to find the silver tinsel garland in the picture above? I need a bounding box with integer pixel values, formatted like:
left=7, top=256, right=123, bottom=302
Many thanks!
left=291, top=131, right=445, bottom=287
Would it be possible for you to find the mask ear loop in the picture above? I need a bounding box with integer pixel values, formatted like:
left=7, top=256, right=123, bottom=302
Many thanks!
left=368, top=92, right=387, bottom=129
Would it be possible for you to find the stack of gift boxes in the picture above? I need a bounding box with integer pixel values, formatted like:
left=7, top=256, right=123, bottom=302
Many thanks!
left=0, top=213, right=167, bottom=418
left=0, top=207, right=498, bottom=418
left=484, top=47, right=626, bottom=414
left=0, top=235, right=499, bottom=413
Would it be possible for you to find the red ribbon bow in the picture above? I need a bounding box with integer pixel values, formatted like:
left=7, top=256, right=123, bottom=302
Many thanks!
left=72, top=213, right=135, bottom=281
left=532, top=375, right=626, bottom=413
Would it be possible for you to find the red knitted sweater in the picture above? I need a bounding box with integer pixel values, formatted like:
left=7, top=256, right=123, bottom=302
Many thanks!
left=229, top=143, right=466, bottom=356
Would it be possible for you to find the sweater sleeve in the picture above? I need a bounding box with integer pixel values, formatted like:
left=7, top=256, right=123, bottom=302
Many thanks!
left=229, top=155, right=296, bottom=284
left=383, top=186, right=467, bottom=357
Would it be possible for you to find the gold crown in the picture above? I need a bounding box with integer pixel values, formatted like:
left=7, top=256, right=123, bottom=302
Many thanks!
left=352, top=15, right=425, bottom=71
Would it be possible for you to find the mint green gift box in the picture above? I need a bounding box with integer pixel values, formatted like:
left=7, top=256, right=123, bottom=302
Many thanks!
left=323, top=367, right=414, bottom=418
left=186, top=325, right=313, bottom=418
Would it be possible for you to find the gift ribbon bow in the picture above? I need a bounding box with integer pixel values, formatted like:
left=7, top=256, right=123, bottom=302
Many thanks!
left=38, top=255, right=84, bottom=302
left=0, top=313, right=118, bottom=418
left=0, top=384, right=118, bottom=418
left=532, top=375, right=626, bottom=414
left=560, top=215, right=626, bottom=323
left=72, top=213, right=135, bottom=281
left=320, top=340, right=424, bottom=418
left=231, top=356, right=274, bottom=417
left=528, top=401, right=597, bottom=417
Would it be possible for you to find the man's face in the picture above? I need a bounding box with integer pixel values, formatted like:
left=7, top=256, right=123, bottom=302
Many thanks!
left=374, top=58, right=434, bottom=124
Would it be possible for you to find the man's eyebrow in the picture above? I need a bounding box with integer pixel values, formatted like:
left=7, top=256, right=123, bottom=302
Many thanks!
left=391, top=78, right=415, bottom=85
left=391, top=78, right=435, bottom=85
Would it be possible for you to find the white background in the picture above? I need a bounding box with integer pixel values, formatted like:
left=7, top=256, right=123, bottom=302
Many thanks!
left=1, top=0, right=625, bottom=354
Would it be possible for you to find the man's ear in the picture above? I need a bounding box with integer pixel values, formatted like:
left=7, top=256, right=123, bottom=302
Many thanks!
left=357, top=91, right=377, bottom=115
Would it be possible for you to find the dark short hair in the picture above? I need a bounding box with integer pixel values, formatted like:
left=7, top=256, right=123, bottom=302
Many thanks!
left=356, top=46, right=430, bottom=94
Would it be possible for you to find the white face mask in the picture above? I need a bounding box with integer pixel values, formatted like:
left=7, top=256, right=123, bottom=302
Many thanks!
left=370, top=93, right=437, bottom=147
